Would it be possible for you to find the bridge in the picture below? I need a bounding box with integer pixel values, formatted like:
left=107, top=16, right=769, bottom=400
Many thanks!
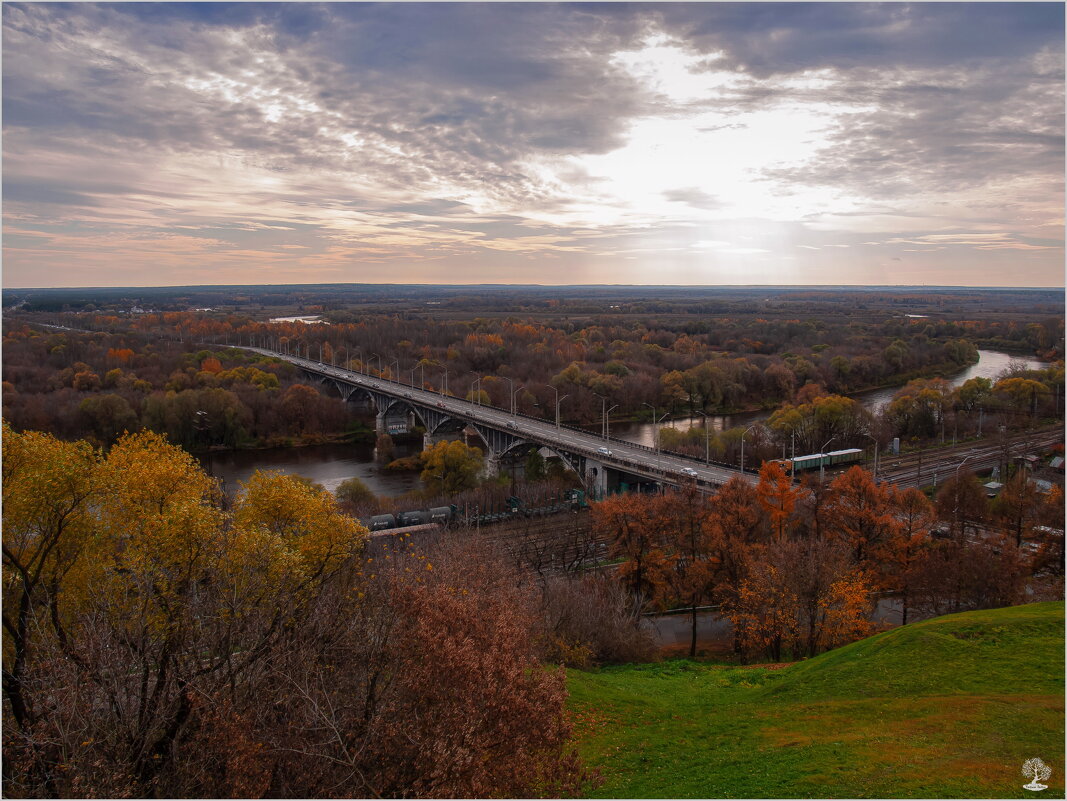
left=243, top=347, right=755, bottom=496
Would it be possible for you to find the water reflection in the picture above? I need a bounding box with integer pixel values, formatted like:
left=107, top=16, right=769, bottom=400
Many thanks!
left=200, top=440, right=421, bottom=498
left=605, top=350, right=1050, bottom=448
left=202, top=350, right=1050, bottom=491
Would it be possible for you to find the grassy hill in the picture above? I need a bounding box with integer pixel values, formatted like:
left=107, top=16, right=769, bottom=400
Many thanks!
left=567, top=602, right=1064, bottom=798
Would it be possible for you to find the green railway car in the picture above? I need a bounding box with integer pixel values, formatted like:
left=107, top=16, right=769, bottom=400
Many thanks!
left=773, top=447, right=864, bottom=472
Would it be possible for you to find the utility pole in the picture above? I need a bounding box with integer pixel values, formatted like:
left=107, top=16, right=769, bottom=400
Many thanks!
left=696, top=411, right=710, bottom=464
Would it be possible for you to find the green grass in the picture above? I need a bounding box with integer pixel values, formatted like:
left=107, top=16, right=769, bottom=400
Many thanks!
left=567, top=602, right=1065, bottom=798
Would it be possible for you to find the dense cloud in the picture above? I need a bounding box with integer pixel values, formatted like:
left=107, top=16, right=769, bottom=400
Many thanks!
left=2, top=2, right=1062, bottom=287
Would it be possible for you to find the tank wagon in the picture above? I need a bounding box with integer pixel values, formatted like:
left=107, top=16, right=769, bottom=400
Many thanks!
left=361, top=491, right=587, bottom=533
left=363, top=506, right=457, bottom=533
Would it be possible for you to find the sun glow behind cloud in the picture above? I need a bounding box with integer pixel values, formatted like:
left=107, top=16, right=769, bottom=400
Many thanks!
left=2, top=3, right=1063, bottom=287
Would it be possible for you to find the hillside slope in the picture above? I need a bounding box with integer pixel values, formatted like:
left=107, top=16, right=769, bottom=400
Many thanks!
left=567, top=602, right=1064, bottom=798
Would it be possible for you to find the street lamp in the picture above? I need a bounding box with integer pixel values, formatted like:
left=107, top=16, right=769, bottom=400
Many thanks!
left=643, top=403, right=657, bottom=449
left=512, top=384, right=526, bottom=416
left=605, top=404, right=619, bottom=440
left=862, top=432, right=880, bottom=479
left=409, top=366, right=418, bottom=387
left=654, top=412, right=669, bottom=473
left=953, top=453, right=977, bottom=540
left=442, top=369, right=449, bottom=396
left=370, top=353, right=382, bottom=376
left=554, top=392, right=569, bottom=430
left=819, top=436, right=836, bottom=484
left=389, top=359, right=399, bottom=383
left=472, top=377, right=482, bottom=406
left=503, top=377, right=517, bottom=414
left=740, top=424, right=758, bottom=474
left=695, top=411, right=710, bottom=465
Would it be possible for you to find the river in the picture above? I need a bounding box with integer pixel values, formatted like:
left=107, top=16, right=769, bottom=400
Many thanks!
left=204, top=349, right=1048, bottom=496
left=605, top=349, right=1050, bottom=448
left=200, top=440, right=421, bottom=498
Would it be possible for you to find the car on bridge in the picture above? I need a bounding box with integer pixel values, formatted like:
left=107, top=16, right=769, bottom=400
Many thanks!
left=597, top=446, right=613, bottom=457
left=680, top=467, right=698, bottom=477
left=506, top=420, right=518, bottom=430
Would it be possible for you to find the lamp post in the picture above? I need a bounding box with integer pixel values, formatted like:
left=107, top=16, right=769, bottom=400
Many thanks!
left=695, top=411, right=710, bottom=464
left=353, top=348, right=363, bottom=374
left=442, top=369, right=449, bottom=396
left=389, top=359, right=399, bottom=383
left=654, top=412, right=669, bottom=475
left=953, top=453, right=977, bottom=541
left=512, top=385, right=525, bottom=416
left=370, top=353, right=382, bottom=377
left=472, top=377, right=482, bottom=406
left=643, top=403, right=656, bottom=450
left=409, top=366, right=418, bottom=387
left=862, top=432, right=880, bottom=479
left=819, top=436, right=836, bottom=484
left=605, top=404, right=619, bottom=440
left=503, top=377, right=516, bottom=414
left=593, top=393, right=608, bottom=439
left=554, top=392, right=568, bottom=430
left=740, top=424, right=758, bottom=474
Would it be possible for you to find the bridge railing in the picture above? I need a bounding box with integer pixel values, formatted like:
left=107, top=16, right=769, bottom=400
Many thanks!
left=236, top=346, right=750, bottom=477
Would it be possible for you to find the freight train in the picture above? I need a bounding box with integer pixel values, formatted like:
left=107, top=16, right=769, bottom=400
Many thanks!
left=770, top=447, right=864, bottom=472
left=361, top=489, right=588, bottom=533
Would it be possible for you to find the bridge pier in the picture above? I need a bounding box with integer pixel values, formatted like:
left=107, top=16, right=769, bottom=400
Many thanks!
left=483, top=454, right=501, bottom=479
left=585, top=458, right=608, bottom=500
left=376, top=409, right=410, bottom=436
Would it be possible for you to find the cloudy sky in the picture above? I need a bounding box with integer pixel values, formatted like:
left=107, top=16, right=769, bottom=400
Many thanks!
left=3, top=2, right=1063, bottom=288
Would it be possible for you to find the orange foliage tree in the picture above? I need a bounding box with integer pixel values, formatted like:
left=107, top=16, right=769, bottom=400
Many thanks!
left=756, top=460, right=802, bottom=541
left=824, top=466, right=900, bottom=565
left=592, top=493, right=669, bottom=608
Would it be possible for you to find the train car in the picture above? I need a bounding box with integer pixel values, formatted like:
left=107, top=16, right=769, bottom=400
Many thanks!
left=397, top=509, right=432, bottom=527
left=774, top=448, right=864, bottom=472
left=367, top=513, right=396, bottom=531
left=826, top=448, right=863, bottom=467
left=429, top=505, right=455, bottom=524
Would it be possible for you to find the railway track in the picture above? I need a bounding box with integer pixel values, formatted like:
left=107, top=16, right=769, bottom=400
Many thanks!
left=873, top=426, right=1063, bottom=490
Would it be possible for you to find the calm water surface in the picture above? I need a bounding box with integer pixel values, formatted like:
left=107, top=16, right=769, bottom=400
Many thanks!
left=605, top=349, right=1050, bottom=448
left=201, top=441, right=421, bottom=498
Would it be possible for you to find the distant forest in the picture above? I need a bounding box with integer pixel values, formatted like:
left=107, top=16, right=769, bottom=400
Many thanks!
left=2, top=286, right=1062, bottom=457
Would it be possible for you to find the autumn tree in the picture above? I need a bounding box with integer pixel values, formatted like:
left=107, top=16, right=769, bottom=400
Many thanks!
left=660, top=484, right=714, bottom=656
left=336, top=475, right=379, bottom=515
left=2, top=423, right=99, bottom=736
left=757, top=460, right=802, bottom=541
left=4, top=427, right=589, bottom=797
left=593, top=492, right=669, bottom=609
left=992, top=471, right=1042, bottom=546
left=824, top=466, right=900, bottom=566
left=704, top=476, right=763, bottom=654
left=880, top=487, right=937, bottom=625
left=934, top=471, right=988, bottom=539
left=420, top=439, right=484, bottom=495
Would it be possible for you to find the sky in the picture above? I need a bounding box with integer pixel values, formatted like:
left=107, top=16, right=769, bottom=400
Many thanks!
left=2, top=2, right=1064, bottom=288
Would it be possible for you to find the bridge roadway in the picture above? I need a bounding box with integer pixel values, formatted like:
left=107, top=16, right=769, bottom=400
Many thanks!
left=243, top=347, right=756, bottom=491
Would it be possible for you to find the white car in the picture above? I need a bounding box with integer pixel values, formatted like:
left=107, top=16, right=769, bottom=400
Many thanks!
left=680, top=467, right=699, bottom=477
left=597, top=446, right=613, bottom=457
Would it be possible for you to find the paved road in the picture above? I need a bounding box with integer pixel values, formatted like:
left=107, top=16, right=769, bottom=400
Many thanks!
left=244, top=347, right=758, bottom=488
